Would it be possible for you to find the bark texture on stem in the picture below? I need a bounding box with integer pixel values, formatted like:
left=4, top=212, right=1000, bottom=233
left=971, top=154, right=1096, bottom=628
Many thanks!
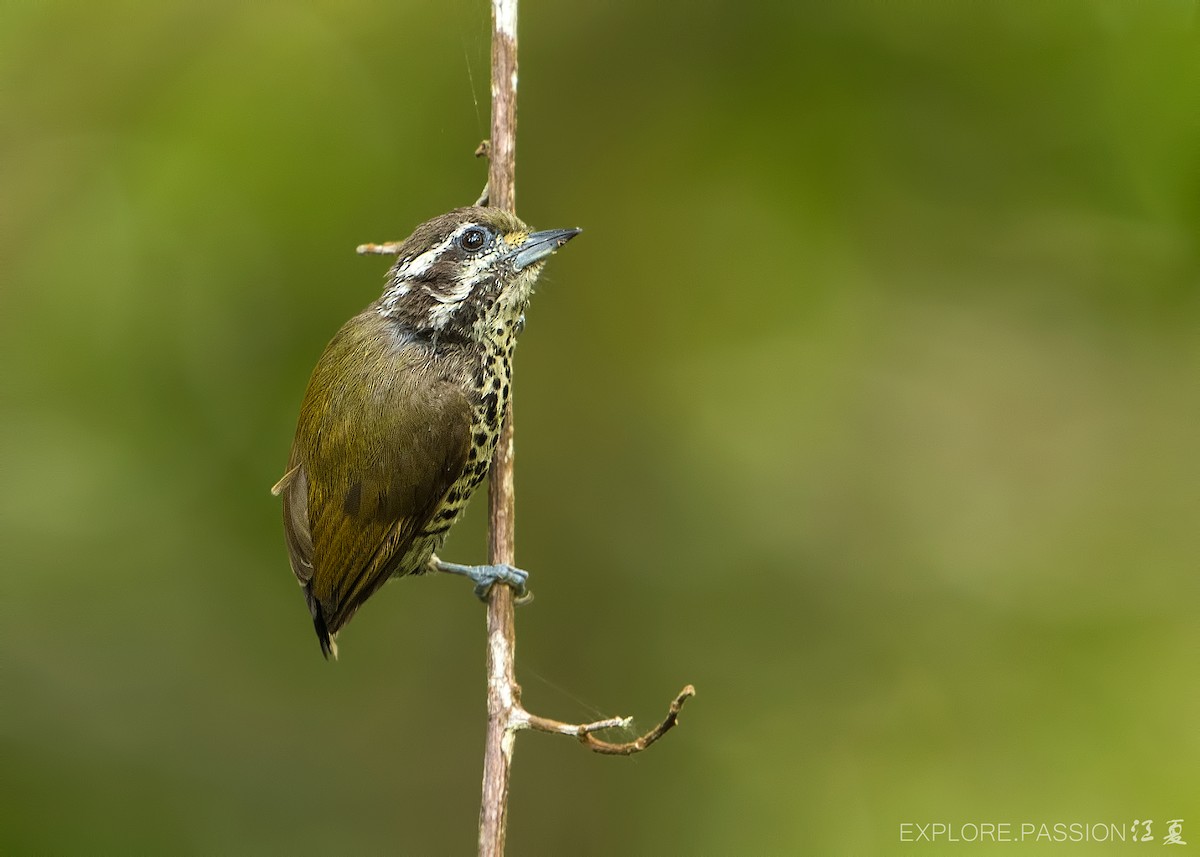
left=477, top=1, right=692, bottom=853
left=480, top=409, right=518, bottom=857
left=479, top=0, right=519, bottom=853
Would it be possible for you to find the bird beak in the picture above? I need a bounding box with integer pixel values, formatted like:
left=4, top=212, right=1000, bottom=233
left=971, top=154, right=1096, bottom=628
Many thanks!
left=510, top=227, right=581, bottom=271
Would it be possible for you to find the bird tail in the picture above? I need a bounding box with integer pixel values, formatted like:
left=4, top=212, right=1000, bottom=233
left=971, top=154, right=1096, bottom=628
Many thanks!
left=305, top=588, right=338, bottom=660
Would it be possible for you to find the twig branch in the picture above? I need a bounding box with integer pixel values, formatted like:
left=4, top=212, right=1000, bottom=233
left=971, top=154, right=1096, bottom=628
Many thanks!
left=520, top=685, right=697, bottom=755
left=477, top=0, right=693, bottom=853
left=355, top=241, right=404, bottom=255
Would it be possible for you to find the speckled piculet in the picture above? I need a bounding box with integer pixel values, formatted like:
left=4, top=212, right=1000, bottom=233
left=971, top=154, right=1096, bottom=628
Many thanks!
left=272, top=206, right=579, bottom=658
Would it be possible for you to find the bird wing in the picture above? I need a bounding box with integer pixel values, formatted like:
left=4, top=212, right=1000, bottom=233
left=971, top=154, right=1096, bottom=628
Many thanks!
left=276, top=324, right=472, bottom=655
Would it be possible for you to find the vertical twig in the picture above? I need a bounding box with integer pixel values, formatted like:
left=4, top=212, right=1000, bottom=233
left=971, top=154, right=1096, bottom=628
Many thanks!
left=477, top=2, right=693, bottom=853
left=480, top=0, right=519, bottom=854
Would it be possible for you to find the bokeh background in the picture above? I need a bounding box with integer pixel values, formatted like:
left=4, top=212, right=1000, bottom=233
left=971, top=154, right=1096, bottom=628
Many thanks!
left=3, top=2, right=1197, bottom=854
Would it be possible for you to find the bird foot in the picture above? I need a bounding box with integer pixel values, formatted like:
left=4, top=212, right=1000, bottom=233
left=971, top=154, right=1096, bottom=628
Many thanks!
left=433, top=558, right=531, bottom=603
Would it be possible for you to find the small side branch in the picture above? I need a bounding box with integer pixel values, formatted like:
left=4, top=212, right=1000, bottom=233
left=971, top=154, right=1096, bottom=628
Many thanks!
left=355, top=241, right=404, bottom=256
left=518, top=685, right=696, bottom=755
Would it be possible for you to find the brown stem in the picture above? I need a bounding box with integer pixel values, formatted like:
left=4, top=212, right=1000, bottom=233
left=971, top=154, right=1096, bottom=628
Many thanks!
left=479, top=0, right=519, bottom=854
left=480, top=416, right=517, bottom=857
left=477, top=0, right=693, bottom=852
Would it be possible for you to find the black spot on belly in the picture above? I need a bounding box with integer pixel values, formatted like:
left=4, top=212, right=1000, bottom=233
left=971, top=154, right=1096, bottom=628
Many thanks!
left=482, top=391, right=498, bottom=423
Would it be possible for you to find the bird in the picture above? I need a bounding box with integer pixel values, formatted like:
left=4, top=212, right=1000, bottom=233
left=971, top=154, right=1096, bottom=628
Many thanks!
left=272, top=206, right=580, bottom=658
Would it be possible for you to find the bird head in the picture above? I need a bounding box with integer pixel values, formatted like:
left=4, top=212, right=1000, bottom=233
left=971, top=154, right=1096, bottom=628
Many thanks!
left=377, top=206, right=580, bottom=342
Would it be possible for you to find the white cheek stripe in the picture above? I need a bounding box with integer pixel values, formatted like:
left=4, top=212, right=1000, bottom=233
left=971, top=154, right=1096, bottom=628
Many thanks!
left=399, top=235, right=454, bottom=280
left=429, top=255, right=492, bottom=303
left=377, top=222, right=506, bottom=321
left=428, top=301, right=457, bottom=328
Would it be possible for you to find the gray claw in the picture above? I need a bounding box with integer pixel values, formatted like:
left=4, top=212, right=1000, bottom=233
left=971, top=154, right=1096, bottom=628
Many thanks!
left=435, top=559, right=530, bottom=602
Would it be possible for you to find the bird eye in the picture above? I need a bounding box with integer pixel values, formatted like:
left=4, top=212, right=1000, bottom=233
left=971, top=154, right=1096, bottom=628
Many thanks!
left=460, top=228, right=487, bottom=252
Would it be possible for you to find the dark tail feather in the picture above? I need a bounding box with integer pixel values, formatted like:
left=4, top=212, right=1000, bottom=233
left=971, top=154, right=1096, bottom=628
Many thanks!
left=305, top=588, right=337, bottom=660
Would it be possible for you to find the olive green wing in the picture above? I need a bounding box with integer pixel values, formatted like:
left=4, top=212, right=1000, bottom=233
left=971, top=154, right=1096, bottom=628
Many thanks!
left=275, top=326, right=472, bottom=657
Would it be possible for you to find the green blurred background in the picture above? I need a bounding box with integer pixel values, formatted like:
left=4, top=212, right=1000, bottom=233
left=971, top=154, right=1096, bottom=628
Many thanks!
left=3, top=2, right=1197, bottom=854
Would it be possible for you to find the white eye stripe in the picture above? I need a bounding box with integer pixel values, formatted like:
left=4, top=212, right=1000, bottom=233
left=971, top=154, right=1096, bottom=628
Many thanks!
left=394, top=223, right=489, bottom=282
left=397, top=235, right=454, bottom=280
left=377, top=222, right=503, bottom=320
